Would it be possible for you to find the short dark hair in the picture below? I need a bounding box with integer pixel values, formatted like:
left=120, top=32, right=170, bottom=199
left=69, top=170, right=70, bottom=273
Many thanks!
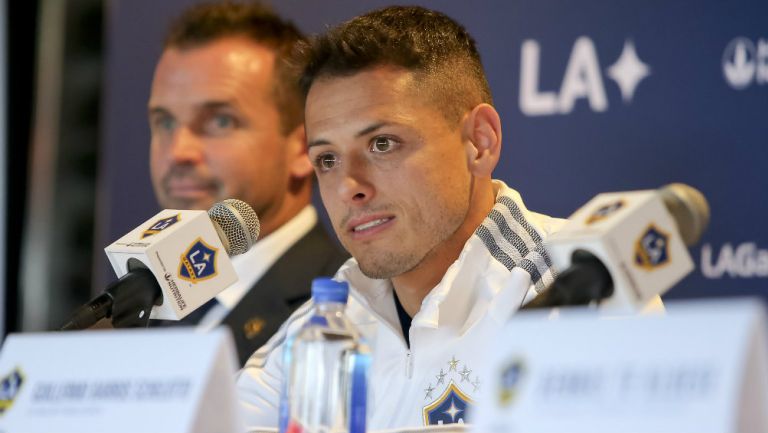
left=299, top=6, right=493, bottom=124
left=164, top=1, right=305, bottom=134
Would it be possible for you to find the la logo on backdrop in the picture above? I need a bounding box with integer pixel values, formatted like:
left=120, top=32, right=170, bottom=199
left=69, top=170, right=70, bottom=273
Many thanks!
left=701, top=242, right=768, bottom=279
left=178, top=238, right=218, bottom=283
left=722, top=37, right=768, bottom=90
left=519, top=37, right=651, bottom=116
left=701, top=31, right=766, bottom=283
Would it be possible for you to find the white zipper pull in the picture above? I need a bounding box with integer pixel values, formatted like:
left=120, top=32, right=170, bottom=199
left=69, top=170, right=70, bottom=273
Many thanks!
left=405, top=350, right=414, bottom=378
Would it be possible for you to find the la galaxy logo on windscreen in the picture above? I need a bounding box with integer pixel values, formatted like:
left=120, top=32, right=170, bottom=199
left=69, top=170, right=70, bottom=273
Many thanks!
left=634, top=224, right=670, bottom=270
left=422, top=356, right=479, bottom=426
left=179, top=237, right=218, bottom=283
left=0, top=367, right=25, bottom=416
left=142, top=214, right=181, bottom=238
left=585, top=200, right=624, bottom=225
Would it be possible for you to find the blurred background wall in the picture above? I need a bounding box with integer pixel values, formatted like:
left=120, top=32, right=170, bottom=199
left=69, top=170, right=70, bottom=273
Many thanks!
left=4, top=0, right=767, bottom=333
left=5, top=0, right=102, bottom=333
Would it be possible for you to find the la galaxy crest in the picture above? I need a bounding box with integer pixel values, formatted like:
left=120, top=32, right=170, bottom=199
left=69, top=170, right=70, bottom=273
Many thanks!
left=422, top=356, right=479, bottom=426
left=585, top=200, right=624, bottom=225
left=142, top=214, right=180, bottom=238
left=634, top=224, right=671, bottom=270
left=179, top=237, right=218, bottom=283
left=0, top=367, right=24, bottom=416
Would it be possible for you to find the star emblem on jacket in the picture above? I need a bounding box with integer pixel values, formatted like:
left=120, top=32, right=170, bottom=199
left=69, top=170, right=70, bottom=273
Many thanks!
left=436, top=369, right=447, bottom=386
left=422, top=355, right=480, bottom=426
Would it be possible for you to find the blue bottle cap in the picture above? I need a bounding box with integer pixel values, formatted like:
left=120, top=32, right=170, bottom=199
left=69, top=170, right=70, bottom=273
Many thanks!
left=311, top=277, right=349, bottom=304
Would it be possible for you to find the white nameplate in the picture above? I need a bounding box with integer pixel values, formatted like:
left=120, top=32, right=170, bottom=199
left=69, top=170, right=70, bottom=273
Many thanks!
left=471, top=298, right=768, bottom=433
left=0, top=327, right=244, bottom=433
left=247, top=426, right=471, bottom=433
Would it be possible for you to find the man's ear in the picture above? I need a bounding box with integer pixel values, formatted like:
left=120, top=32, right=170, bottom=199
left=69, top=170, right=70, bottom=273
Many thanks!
left=287, top=124, right=314, bottom=178
left=463, top=103, right=502, bottom=177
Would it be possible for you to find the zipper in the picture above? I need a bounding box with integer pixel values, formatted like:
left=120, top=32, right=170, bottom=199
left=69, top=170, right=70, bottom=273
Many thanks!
left=405, top=350, right=413, bottom=379
left=356, top=308, right=413, bottom=379
left=348, top=289, right=414, bottom=378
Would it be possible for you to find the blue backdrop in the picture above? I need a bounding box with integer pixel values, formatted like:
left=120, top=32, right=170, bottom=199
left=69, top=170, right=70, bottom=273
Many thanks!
left=98, top=0, right=768, bottom=300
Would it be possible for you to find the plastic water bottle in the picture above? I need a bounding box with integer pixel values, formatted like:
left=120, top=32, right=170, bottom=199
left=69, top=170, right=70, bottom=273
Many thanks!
left=279, top=278, right=370, bottom=433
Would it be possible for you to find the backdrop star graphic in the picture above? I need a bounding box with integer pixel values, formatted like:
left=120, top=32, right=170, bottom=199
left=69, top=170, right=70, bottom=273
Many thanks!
left=606, top=39, right=651, bottom=103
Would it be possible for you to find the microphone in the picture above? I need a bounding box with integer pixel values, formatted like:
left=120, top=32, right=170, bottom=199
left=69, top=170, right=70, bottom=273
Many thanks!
left=524, top=183, right=709, bottom=312
left=61, top=199, right=260, bottom=330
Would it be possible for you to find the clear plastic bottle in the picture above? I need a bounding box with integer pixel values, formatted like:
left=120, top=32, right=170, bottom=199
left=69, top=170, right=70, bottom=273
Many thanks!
left=279, top=278, right=369, bottom=433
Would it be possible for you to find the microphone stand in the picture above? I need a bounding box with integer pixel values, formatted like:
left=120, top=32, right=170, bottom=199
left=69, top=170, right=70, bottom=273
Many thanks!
left=60, top=259, right=163, bottom=330
left=522, top=249, right=614, bottom=310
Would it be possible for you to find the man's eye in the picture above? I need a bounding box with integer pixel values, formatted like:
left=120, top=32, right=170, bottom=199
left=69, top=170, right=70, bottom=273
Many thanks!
left=154, top=116, right=176, bottom=132
left=370, top=136, right=395, bottom=153
left=315, top=153, right=338, bottom=171
left=204, top=114, right=238, bottom=134
left=214, top=114, right=234, bottom=128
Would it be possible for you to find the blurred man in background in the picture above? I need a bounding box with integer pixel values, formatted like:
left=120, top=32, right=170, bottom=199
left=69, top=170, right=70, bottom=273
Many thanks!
left=147, top=2, right=347, bottom=365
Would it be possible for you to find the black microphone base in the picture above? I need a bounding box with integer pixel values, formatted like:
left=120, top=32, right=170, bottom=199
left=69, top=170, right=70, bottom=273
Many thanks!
left=60, top=293, right=113, bottom=330
left=60, top=265, right=162, bottom=330
left=522, top=249, right=614, bottom=310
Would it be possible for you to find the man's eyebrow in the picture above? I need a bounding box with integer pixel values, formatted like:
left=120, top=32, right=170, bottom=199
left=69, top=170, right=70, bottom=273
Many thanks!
left=199, top=100, right=236, bottom=111
left=148, top=106, right=169, bottom=117
left=307, top=122, right=390, bottom=148
left=355, top=122, right=388, bottom=138
left=307, top=138, right=330, bottom=148
left=148, top=100, right=236, bottom=115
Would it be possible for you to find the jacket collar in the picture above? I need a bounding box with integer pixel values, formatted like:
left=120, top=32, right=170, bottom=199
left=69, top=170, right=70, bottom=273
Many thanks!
left=337, top=180, right=560, bottom=331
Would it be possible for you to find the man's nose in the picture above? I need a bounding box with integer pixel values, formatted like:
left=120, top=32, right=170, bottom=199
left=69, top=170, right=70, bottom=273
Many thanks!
left=169, top=127, right=204, bottom=164
left=337, top=155, right=375, bottom=206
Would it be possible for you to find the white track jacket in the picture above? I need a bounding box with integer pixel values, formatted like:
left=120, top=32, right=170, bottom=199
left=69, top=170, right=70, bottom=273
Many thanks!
left=236, top=181, right=565, bottom=431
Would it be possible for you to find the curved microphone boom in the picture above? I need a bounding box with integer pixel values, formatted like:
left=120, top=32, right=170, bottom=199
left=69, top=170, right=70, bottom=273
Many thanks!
left=60, top=199, right=260, bottom=330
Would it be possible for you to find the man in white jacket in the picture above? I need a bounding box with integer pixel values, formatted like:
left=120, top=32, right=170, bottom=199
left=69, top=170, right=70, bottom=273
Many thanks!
left=237, top=5, right=564, bottom=430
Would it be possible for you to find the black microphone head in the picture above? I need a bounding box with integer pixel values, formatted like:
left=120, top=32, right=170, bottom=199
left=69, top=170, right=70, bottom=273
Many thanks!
left=208, top=199, right=260, bottom=256
left=659, top=183, right=710, bottom=247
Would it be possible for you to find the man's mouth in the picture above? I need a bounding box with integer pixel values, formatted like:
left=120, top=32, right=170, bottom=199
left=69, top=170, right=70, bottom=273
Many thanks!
left=352, top=217, right=393, bottom=232
left=168, top=183, right=213, bottom=191
left=163, top=173, right=217, bottom=195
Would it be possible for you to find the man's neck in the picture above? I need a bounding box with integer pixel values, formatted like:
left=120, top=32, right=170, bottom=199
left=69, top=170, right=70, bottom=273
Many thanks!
left=391, top=179, right=497, bottom=317
left=257, top=182, right=312, bottom=238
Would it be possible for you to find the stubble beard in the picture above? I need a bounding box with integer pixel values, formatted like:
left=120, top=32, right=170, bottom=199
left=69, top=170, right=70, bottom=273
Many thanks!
left=352, top=200, right=470, bottom=280
left=158, top=165, right=222, bottom=211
